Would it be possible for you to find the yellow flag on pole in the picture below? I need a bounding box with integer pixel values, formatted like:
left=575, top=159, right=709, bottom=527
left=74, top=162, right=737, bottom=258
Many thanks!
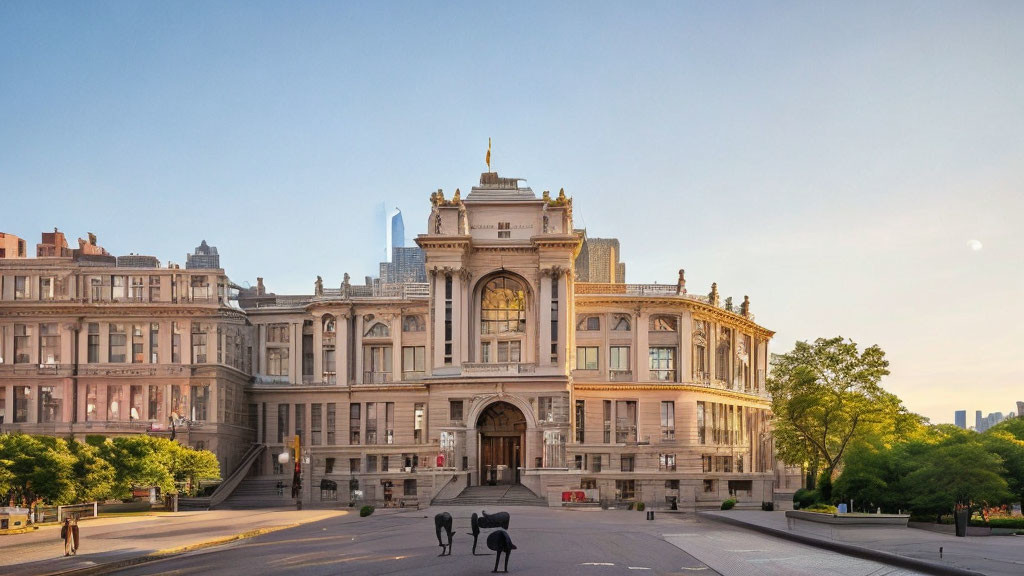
left=486, top=138, right=491, bottom=171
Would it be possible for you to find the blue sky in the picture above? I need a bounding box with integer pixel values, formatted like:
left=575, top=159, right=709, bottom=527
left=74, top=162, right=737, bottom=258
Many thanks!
left=2, top=1, right=1022, bottom=424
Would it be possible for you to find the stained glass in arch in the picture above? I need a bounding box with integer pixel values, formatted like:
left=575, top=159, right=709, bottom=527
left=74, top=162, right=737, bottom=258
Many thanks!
left=481, top=276, right=526, bottom=335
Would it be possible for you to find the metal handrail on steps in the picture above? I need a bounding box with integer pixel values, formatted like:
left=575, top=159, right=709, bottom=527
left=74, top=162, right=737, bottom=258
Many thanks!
left=179, top=443, right=266, bottom=509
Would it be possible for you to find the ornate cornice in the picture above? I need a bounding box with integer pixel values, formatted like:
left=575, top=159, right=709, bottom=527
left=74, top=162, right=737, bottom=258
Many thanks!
left=574, top=295, right=773, bottom=338
left=572, top=382, right=771, bottom=405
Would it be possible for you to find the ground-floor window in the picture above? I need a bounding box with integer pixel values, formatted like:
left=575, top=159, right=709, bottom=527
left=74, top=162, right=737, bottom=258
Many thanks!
left=543, top=430, right=566, bottom=468
left=703, top=479, right=716, bottom=493
left=403, top=479, right=417, bottom=497
left=728, top=480, right=753, bottom=498
left=615, top=479, right=636, bottom=500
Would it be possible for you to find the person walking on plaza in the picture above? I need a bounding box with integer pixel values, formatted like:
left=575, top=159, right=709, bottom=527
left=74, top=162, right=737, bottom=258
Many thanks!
left=61, top=516, right=80, bottom=556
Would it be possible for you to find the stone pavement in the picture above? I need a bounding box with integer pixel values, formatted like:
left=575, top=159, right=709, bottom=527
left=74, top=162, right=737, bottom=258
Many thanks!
left=701, top=510, right=1024, bottom=576
left=0, top=508, right=348, bottom=576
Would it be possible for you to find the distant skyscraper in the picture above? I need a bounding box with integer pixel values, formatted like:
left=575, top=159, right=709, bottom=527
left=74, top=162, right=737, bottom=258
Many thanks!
left=1017, top=401, right=1024, bottom=418
left=391, top=208, right=405, bottom=250
left=574, top=229, right=626, bottom=283
left=186, top=240, right=220, bottom=269
left=954, top=410, right=966, bottom=429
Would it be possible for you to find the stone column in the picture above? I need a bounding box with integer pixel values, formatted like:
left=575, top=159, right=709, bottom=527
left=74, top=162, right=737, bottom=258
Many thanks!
left=290, top=322, right=300, bottom=384
left=257, top=324, right=267, bottom=375
left=432, top=272, right=446, bottom=369
left=99, top=322, right=110, bottom=363
left=312, top=314, right=323, bottom=383
left=451, top=273, right=463, bottom=366
left=539, top=273, right=552, bottom=366
left=337, top=314, right=350, bottom=385
left=354, top=315, right=364, bottom=383
left=636, top=312, right=649, bottom=381
left=557, top=272, right=569, bottom=369
left=183, top=322, right=193, bottom=365
left=460, top=269, right=471, bottom=365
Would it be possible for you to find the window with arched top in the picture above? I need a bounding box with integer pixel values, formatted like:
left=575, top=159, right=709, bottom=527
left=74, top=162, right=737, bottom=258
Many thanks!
left=364, top=322, right=390, bottom=338
left=322, top=315, right=336, bottom=334
left=649, top=315, right=677, bottom=332
left=481, top=276, right=527, bottom=335
left=402, top=315, right=425, bottom=332
left=479, top=275, right=528, bottom=363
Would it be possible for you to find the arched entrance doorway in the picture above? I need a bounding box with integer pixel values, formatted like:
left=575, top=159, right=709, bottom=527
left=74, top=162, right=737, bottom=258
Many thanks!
left=477, top=401, right=526, bottom=486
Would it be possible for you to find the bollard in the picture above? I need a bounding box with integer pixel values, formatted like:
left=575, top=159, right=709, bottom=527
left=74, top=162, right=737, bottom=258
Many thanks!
left=646, top=510, right=654, bottom=521
left=296, top=500, right=302, bottom=511
left=940, top=547, right=943, bottom=558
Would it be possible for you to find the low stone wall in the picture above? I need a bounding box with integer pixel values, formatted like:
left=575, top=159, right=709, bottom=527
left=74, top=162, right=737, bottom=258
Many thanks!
left=786, top=510, right=910, bottom=526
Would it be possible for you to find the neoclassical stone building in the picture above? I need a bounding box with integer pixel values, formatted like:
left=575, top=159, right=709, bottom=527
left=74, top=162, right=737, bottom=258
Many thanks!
left=1, top=170, right=798, bottom=508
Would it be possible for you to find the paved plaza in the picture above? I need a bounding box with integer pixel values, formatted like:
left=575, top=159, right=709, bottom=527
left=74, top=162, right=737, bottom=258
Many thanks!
left=8, top=506, right=1024, bottom=575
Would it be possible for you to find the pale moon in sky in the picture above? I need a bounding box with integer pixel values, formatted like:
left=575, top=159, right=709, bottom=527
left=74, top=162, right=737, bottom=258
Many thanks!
left=967, top=239, right=983, bottom=251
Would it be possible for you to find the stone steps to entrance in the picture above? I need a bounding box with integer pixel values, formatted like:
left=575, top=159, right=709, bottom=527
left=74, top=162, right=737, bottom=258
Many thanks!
left=432, top=485, right=547, bottom=507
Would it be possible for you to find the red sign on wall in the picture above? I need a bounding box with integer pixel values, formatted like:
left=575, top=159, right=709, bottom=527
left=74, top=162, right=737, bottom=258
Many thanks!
left=437, top=454, right=445, bottom=467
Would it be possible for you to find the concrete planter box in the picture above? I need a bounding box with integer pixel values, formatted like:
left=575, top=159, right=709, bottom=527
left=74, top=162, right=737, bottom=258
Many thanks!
left=786, top=510, right=910, bottom=526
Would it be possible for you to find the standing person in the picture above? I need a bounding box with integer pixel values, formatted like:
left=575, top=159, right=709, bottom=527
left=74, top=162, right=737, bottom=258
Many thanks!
left=61, top=518, right=73, bottom=556
left=70, top=515, right=80, bottom=555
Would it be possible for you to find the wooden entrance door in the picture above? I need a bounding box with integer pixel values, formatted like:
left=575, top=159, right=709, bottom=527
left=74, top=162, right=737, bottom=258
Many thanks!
left=476, top=401, right=527, bottom=486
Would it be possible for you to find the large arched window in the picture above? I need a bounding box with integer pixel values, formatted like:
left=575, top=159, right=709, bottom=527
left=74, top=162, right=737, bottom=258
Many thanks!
left=481, top=276, right=527, bottom=335
left=480, top=276, right=528, bottom=363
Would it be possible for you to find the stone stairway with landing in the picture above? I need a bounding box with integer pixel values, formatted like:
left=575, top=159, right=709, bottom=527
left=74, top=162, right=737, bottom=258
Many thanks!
left=218, top=477, right=295, bottom=509
left=432, top=485, right=548, bottom=507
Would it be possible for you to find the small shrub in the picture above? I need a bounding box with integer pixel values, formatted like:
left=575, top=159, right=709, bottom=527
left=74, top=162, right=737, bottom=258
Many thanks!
left=792, top=489, right=817, bottom=510
left=987, top=517, right=1024, bottom=529
left=721, top=498, right=736, bottom=510
left=803, top=504, right=838, bottom=514
left=359, top=505, right=375, bottom=517
left=636, top=502, right=645, bottom=511
left=761, top=501, right=774, bottom=511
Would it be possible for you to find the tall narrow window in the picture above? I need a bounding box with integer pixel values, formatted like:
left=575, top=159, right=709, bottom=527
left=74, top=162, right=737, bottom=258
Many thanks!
left=39, top=323, right=60, bottom=365
left=90, top=277, right=103, bottom=301
left=349, top=403, right=361, bottom=444
left=39, top=277, right=54, bottom=300
left=294, top=404, right=304, bottom=446
left=444, top=275, right=453, bottom=364
left=615, top=400, right=637, bottom=443
left=87, top=323, right=99, bottom=363
left=326, top=403, right=336, bottom=445
left=543, top=430, right=566, bottom=467
left=38, top=386, right=62, bottom=423
left=132, top=325, right=144, bottom=363
left=148, top=385, right=162, bottom=420
left=716, top=327, right=732, bottom=381
left=697, top=401, right=706, bottom=444
left=109, top=324, right=127, bottom=363
left=575, top=399, right=585, bottom=443
left=13, top=386, right=29, bottom=422
left=192, top=386, right=208, bottom=421
left=365, top=402, right=378, bottom=444
left=85, top=385, right=98, bottom=421
left=0, top=326, right=6, bottom=364
left=609, top=346, right=630, bottom=375
left=649, top=347, right=676, bottom=381
left=191, top=324, right=207, bottom=364
left=449, top=400, right=463, bottom=422
left=309, top=401, right=321, bottom=446
left=384, top=402, right=395, bottom=444
left=14, top=324, right=30, bottom=364
left=149, top=276, right=161, bottom=301
left=171, top=322, right=181, bottom=363
left=149, top=323, right=159, bottom=363
left=661, top=401, right=675, bottom=441
left=107, top=385, right=123, bottom=420
left=277, top=403, right=289, bottom=444
left=14, top=276, right=27, bottom=300
left=402, top=346, right=425, bottom=378
left=414, top=403, right=425, bottom=443
left=112, top=275, right=126, bottom=300
left=603, top=400, right=612, bottom=443
left=130, top=276, right=145, bottom=301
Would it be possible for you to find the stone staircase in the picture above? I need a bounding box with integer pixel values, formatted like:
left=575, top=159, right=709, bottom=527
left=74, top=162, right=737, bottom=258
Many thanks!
left=432, top=485, right=547, bottom=507
left=219, top=477, right=294, bottom=509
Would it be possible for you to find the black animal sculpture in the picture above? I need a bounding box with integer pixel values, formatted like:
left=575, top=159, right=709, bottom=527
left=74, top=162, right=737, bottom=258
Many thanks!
left=434, top=512, right=455, bottom=556
left=486, top=529, right=517, bottom=573
left=468, top=510, right=511, bottom=555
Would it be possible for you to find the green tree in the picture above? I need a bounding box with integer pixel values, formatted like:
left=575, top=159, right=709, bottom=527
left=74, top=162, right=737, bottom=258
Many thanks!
left=906, top=437, right=1013, bottom=516
left=171, top=447, right=221, bottom=496
left=97, top=436, right=175, bottom=498
left=982, top=424, right=1024, bottom=508
left=767, top=337, right=910, bottom=487
left=67, top=438, right=116, bottom=502
left=0, top=433, right=77, bottom=505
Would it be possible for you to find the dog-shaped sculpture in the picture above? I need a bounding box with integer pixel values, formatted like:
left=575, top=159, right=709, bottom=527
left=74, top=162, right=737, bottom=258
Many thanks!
left=434, top=512, right=455, bottom=556
left=486, top=529, right=517, bottom=573
left=468, top=510, right=511, bottom=555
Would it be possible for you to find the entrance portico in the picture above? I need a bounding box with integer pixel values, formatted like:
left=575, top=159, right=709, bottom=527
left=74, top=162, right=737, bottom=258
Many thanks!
left=466, top=394, right=537, bottom=487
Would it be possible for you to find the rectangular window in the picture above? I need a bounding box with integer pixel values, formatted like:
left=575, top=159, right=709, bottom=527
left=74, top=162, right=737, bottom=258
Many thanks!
left=192, top=386, right=208, bottom=421
left=311, top=404, right=322, bottom=446
left=349, top=458, right=361, bottom=473
left=543, top=430, right=566, bottom=468
left=661, top=401, right=675, bottom=441
left=0, top=326, right=5, bottom=364
left=603, top=400, right=612, bottom=443
left=14, top=324, right=31, bottom=364
left=450, top=399, right=463, bottom=422
left=268, top=324, right=290, bottom=343
left=149, top=276, right=161, bottom=301
left=132, top=325, right=144, bottom=363
left=615, top=479, right=635, bottom=500
left=481, top=341, right=491, bottom=363
left=111, top=276, right=126, bottom=300
left=716, top=327, right=732, bottom=381
left=170, top=385, right=188, bottom=420
left=538, top=396, right=554, bottom=423
left=148, top=385, right=162, bottom=420
left=497, top=221, right=511, bottom=238
left=0, top=386, right=5, bottom=423
left=323, top=349, right=336, bottom=380
left=404, top=479, right=417, bottom=497
left=14, top=276, right=27, bottom=299
left=349, top=403, right=361, bottom=444
left=87, top=323, right=99, bottom=363
left=365, top=402, right=378, bottom=444
left=85, top=384, right=98, bottom=421
left=191, top=324, right=207, bottom=364
left=575, top=400, right=585, bottom=443
left=649, top=347, right=676, bottom=381
left=325, top=457, right=335, bottom=474
left=496, top=340, right=521, bottom=362
left=13, top=386, right=30, bottom=422
left=660, top=453, right=677, bottom=471
left=704, top=479, right=716, bottom=493
left=39, top=323, right=60, bottom=365
left=384, top=402, right=394, bottom=445
left=171, top=322, right=181, bottom=363
left=327, top=403, right=336, bottom=445
left=149, top=323, right=159, bottom=363
left=90, top=277, right=103, bottom=301
left=609, top=346, right=630, bottom=371
left=129, top=276, right=145, bottom=301
left=414, top=403, right=425, bottom=443
left=366, top=455, right=377, bottom=472
left=615, top=400, right=637, bottom=443
left=402, top=346, right=425, bottom=376
left=277, top=403, right=289, bottom=444
left=381, top=455, right=389, bottom=472
left=592, top=454, right=602, bottom=473
left=129, top=386, right=144, bottom=421
left=697, top=401, right=706, bottom=444
left=302, top=333, right=313, bottom=377
left=38, top=386, right=62, bottom=423
left=620, top=454, right=634, bottom=472
left=575, top=346, right=599, bottom=370
left=362, top=345, right=392, bottom=383
left=267, top=348, right=289, bottom=376
left=294, top=404, right=304, bottom=446
left=39, top=277, right=54, bottom=300
left=107, top=385, right=123, bottom=420
left=109, top=324, right=127, bottom=363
